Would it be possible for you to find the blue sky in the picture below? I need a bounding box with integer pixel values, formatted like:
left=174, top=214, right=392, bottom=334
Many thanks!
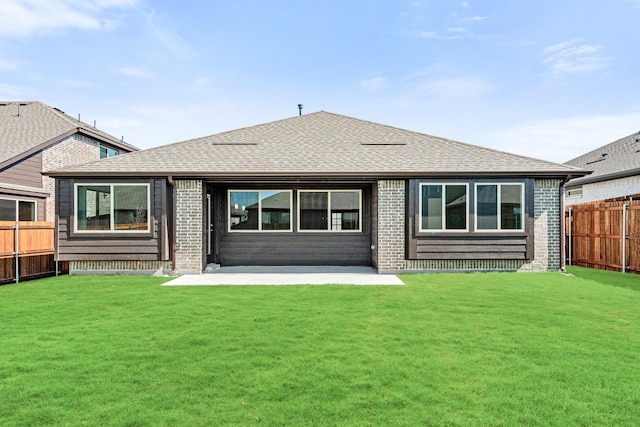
left=1, top=0, right=639, bottom=163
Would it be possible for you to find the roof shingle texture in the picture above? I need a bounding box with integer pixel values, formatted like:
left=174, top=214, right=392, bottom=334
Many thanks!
left=565, top=131, right=640, bottom=185
left=48, top=111, right=586, bottom=177
left=0, top=101, right=136, bottom=164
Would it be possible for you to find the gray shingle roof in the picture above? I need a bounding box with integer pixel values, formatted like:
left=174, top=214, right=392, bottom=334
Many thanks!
left=564, top=131, right=640, bottom=186
left=0, top=101, right=137, bottom=165
left=47, top=111, right=587, bottom=178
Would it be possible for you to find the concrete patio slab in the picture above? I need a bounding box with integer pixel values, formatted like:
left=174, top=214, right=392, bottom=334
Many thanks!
left=163, top=266, right=404, bottom=286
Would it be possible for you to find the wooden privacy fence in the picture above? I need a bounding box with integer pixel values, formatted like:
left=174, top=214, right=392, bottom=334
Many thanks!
left=565, top=198, right=640, bottom=273
left=0, top=221, right=68, bottom=284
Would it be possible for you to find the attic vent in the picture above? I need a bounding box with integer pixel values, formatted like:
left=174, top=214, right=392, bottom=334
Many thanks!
left=361, top=141, right=407, bottom=145
left=586, top=153, right=608, bottom=165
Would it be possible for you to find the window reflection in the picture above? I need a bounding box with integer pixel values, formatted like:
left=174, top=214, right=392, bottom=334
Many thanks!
left=229, top=191, right=291, bottom=231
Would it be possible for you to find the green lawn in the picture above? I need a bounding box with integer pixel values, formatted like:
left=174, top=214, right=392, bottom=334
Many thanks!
left=1, top=267, right=639, bottom=426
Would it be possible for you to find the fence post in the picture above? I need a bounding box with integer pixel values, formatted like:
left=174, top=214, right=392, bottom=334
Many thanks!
left=622, top=204, right=628, bottom=273
left=14, top=223, right=19, bottom=283
left=568, top=208, right=572, bottom=266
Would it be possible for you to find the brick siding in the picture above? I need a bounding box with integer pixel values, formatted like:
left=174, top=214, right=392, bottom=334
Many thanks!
left=526, top=178, right=562, bottom=271
left=376, top=180, right=406, bottom=271
left=566, top=175, right=640, bottom=206
left=174, top=179, right=203, bottom=274
left=42, top=134, right=100, bottom=222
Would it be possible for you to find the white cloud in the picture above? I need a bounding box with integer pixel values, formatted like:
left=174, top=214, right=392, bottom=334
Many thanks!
left=0, top=82, right=32, bottom=98
left=406, top=76, right=494, bottom=99
left=0, top=56, right=21, bottom=71
left=359, top=77, right=388, bottom=92
left=115, top=67, right=153, bottom=78
left=0, top=0, right=138, bottom=38
left=542, top=40, right=611, bottom=79
left=138, top=6, right=194, bottom=59
left=483, top=113, right=640, bottom=163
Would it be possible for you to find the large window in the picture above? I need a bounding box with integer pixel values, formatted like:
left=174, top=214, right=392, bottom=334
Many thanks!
left=476, top=183, right=524, bottom=231
left=0, top=198, right=36, bottom=221
left=419, top=184, right=468, bottom=231
left=75, top=184, right=150, bottom=232
left=299, top=190, right=361, bottom=232
left=229, top=190, right=292, bottom=232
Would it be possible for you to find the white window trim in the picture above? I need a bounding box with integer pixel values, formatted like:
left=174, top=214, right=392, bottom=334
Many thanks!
left=73, top=183, right=151, bottom=233
left=418, top=183, right=469, bottom=232
left=0, top=197, right=36, bottom=221
left=474, top=183, right=525, bottom=232
left=297, top=189, right=362, bottom=233
left=227, top=190, right=293, bottom=233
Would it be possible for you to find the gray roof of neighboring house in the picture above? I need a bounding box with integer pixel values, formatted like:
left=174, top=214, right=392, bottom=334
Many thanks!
left=564, top=130, right=640, bottom=187
left=47, top=111, right=587, bottom=178
left=0, top=101, right=137, bottom=166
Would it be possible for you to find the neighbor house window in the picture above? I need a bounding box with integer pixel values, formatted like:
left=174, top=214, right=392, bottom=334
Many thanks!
left=75, top=184, right=150, bottom=232
left=100, top=146, right=118, bottom=159
left=419, top=184, right=468, bottom=231
left=476, top=183, right=524, bottom=231
left=228, top=190, right=292, bottom=232
left=0, top=198, right=36, bottom=221
left=566, top=187, right=583, bottom=199
left=298, top=190, right=361, bottom=232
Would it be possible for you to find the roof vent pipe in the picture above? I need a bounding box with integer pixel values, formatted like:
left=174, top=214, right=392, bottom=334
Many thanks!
left=297, top=104, right=303, bottom=116
left=17, top=104, right=20, bottom=117
left=78, top=113, right=81, bottom=122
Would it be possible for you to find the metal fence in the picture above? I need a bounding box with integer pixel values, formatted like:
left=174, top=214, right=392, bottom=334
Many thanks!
left=565, top=197, right=640, bottom=273
left=0, top=221, right=68, bottom=284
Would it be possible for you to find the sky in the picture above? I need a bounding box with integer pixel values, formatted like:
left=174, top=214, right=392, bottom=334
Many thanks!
left=1, top=0, right=639, bottom=164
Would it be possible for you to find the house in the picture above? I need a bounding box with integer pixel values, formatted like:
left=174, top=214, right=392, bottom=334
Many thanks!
left=0, top=101, right=137, bottom=222
left=564, top=130, right=640, bottom=205
left=46, top=111, right=588, bottom=274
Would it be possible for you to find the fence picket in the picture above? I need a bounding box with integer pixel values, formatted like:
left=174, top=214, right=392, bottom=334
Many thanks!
left=0, top=221, right=68, bottom=284
left=566, top=196, right=640, bottom=273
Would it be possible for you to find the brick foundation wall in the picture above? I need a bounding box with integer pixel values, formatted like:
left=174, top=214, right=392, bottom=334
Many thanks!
left=70, top=260, right=172, bottom=275
left=42, top=134, right=99, bottom=222
left=174, top=179, right=203, bottom=274
left=376, top=180, right=406, bottom=271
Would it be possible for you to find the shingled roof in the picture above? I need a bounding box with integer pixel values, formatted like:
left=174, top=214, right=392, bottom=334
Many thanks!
left=47, top=111, right=587, bottom=178
left=564, top=130, right=640, bottom=186
left=0, top=101, right=137, bottom=166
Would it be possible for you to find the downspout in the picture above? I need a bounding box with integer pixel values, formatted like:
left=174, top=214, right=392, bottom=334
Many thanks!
left=167, top=175, right=177, bottom=274
left=559, top=175, right=573, bottom=272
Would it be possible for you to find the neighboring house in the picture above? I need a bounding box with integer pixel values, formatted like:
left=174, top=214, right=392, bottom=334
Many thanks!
left=46, top=111, right=588, bottom=275
left=564, top=130, right=640, bottom=205
left=0, top=101, right=137, bottom=222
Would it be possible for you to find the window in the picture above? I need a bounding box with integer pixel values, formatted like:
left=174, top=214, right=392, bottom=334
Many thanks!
left=419, top=184, right=468, bottom=231
left=0, top=198, right=36, bottom=221
left=75, top=184, right=149, bottom=232
left=229, top=190, right=292, bottom=232
left=298, top=190, right=361, bottom=232
left=476, top=184, right=523, bottom=231
left=566, top=187, right=583, bottom=199
left=100, top=146, right=118, bottom=159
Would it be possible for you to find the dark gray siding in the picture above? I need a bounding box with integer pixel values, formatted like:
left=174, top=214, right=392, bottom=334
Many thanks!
left=212, top=185, right=373, bottom=266
left=56, top=177, right=170, bottom=262
left=407, top=179, right=534, bottom=260
left=0, top=152, right=43, bottom=188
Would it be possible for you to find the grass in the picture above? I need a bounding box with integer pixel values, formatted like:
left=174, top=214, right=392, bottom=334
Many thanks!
left=0, top=268, right=639, bottom=426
